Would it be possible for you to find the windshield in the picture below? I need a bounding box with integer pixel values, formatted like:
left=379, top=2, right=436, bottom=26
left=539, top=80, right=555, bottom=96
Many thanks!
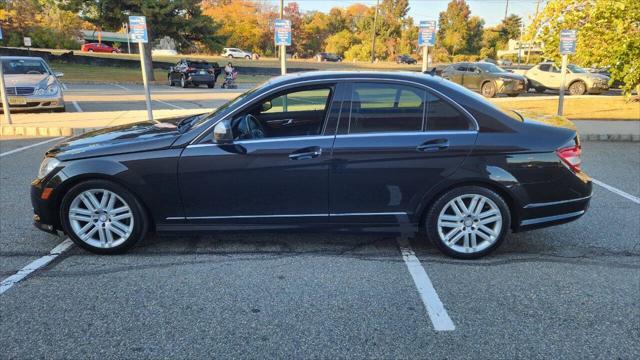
left=567, top=64, right=587, bottom=73
left=2, top=59, right=50, bottom=75
left=188, top=62, right=212, bottom=69
left=181, top=82, right=267, bottom=132
left=477, top=63, right=507, bottom=73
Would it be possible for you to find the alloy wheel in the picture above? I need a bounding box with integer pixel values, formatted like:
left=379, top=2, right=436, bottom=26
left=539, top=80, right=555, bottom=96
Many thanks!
left=436, top=194, right=502, bottom=254
left=68, top=189, right=134, bottom=249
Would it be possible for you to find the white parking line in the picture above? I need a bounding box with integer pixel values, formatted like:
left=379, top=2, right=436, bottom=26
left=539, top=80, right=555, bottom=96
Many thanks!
left=72, top=101, right=83, bottom=112
left=0, top=137, right=64, bottom=158
left=112, top=83, right=132, bottom=92
left=0, top=239, right=74, bottom=295
left=154, top=99, right=185, bottom=109
left=592, top=178, right=640, bottom=204
left=397, top=238, right=456, bottom=331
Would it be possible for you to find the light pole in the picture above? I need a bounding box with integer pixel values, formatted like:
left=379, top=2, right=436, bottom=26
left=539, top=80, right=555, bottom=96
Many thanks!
left=280, top=0, right=286, bottom=75
left=370, top=0, right=380, bottom=63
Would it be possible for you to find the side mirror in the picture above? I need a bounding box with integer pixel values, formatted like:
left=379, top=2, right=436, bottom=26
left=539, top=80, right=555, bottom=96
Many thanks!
left=213, top=120, right=233, bottom=144
left=54, top=72, right=64, bottom=78
left=260, top=101, right=272, bottom=112
left=475, top=69, right=481, bottom=74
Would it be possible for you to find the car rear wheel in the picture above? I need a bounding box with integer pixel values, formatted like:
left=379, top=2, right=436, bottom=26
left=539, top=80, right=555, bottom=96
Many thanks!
left=228, top=54, right=234, bottom=59
left=88, top=49, right=94, bottom=52
left=180, top=76, right=188, bottom=88
left=569, top=81, right=587, bottom=95
left=426, top=186, right=510, bottom=259
left=60, top=180, right=148, bottom=254
left=481, top=81, right=497, bottom=98
left=207, top=83, right=214, bottom=88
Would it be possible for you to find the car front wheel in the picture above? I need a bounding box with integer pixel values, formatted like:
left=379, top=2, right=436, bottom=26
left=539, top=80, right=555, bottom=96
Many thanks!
left=426, top=186, right=510, bottom=259
left=569, top=81, right=587, bottom=95
left=60, top=180, right=148, bottom=254
left=481, top=81, right=497, bottom=98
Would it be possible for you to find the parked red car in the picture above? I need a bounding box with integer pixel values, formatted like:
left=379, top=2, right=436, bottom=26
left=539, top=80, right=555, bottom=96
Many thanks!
left=81, top=43, right=121, bottom=53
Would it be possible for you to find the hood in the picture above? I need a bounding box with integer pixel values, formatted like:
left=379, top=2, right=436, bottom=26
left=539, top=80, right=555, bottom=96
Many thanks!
left=4, top=74, right=56, bottom=89
left=495, top=72, right=526, bottom=81
left=46, top=114, right=204, bottom=161
left=582, top=72, right=610, bottom=81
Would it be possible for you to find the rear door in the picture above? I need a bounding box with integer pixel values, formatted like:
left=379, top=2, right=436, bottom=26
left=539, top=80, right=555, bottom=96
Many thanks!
left=329, top=81, right=477, bottom=224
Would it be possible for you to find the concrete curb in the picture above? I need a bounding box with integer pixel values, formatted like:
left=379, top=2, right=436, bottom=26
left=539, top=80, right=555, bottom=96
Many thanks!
left=2, top=124, right=639, bottom=142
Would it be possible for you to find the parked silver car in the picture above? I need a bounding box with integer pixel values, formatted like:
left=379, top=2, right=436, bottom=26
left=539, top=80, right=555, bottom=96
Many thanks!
left=1, top=56, right=65, bottom=112
left=222, top=47, right=254, bottom=59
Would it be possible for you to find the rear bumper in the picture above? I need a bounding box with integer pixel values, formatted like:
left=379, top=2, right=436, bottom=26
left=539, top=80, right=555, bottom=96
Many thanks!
left=516, top=194, right=591, bottom=231
left=187, top=74, right=215, bottom=84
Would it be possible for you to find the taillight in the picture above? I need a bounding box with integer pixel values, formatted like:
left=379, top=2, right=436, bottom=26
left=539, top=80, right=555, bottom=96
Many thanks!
left=187, top=67, right=195, bottom=72
left=557, top=145, right=582, bottom=172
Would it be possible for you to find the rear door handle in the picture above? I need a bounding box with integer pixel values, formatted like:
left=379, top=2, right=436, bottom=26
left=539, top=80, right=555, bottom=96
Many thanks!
left=289, top=146, right=322, bottom=160
left=417, top=139, right=449, bottom=152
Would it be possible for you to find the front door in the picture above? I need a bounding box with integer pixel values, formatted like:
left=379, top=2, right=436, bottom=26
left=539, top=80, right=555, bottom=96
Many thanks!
left=178, top=83, right=339, bottom=225
left=330, top=82, right=477, bottom=224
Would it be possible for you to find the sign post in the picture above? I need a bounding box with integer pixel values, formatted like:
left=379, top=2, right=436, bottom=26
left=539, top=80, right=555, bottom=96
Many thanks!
left=419, top=20, right=436, bottom=73
left=274, top=19, right=291, bottom=76
left=129, top=16, right=154, bottom=122
left=0, top=28, right=12, bottom=124
left=558, top=29, right=576, bottom=116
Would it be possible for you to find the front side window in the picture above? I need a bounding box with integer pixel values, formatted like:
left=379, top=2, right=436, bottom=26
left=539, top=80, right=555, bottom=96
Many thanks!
left=264, top=89, right=331, bottom=113
left=425, top=92, right=472, bottom=131
left=348, top=83, right=425, bottom=134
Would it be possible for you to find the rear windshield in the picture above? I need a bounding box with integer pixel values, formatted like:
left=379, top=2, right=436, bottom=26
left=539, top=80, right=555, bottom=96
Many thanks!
left=188, top=62, right=212, bottom=69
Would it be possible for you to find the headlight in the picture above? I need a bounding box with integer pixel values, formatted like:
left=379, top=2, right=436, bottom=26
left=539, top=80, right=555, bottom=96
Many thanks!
left=34, top=84, right=60, bottom=96
left=38, top=157, right=61, bottom=179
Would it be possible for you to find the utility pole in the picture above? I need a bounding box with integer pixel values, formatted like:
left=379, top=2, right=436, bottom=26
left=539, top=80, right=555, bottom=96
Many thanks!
left=280, top=0, right=286, bottom=75
left=526, top=0, right=541, bottom=64
left=370, top=0, right=379, bottom=63
left=0, top=57, right=12, bottom=125
left=504, top=0, right=509, bottom=20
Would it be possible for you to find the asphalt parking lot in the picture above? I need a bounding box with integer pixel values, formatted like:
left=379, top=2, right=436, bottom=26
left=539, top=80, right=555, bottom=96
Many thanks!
left=0, top=137, right=638, bottom=359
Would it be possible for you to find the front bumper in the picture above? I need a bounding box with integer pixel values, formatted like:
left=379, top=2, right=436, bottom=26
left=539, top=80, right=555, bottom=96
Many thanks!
left=0, top=94, right=65, bottom=112
left=31, top=175, right=64, bottom=235
left=498, top=79, right=527, bottom=95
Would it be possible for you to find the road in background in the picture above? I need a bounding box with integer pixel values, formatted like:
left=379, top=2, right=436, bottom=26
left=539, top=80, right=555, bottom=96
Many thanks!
left=0, top=138, right=638, bottom=358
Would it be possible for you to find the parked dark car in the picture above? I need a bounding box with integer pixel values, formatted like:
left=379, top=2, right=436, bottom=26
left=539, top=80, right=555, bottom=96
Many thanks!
left=395, top=54, right=417, bottom=64
left=168, top=59, right=221, bottom=88
left=31, top=71, right=591, bottom=259
left=441, top=62, right=527, bottom=97
left=81, top=43, right=121, bottom=53
left=316, top=53, right=342, bottom=62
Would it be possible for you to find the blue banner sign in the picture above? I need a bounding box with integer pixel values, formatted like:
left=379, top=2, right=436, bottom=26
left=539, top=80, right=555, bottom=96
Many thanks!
left=274, top=19, right=291, bottom=46
left=129, top=16, right=148, bottom=43
left=418, top=20, right=437, bottom=47
left=559, top=29, right=576, bottom=55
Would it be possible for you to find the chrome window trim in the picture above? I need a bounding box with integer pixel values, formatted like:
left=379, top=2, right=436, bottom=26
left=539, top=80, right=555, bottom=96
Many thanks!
left=165, top=211, right=408, bottom=221
left=334, top=130, right=477, bottom=139
left=189, top=77, right=480, bottom=145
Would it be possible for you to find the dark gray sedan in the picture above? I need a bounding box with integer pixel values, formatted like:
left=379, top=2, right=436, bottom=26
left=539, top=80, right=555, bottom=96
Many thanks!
left=441, top=62, right=527, bottom=97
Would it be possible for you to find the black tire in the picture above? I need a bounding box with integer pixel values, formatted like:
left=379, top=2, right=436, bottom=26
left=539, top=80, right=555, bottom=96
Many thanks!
left=481, top=81, right=497, bottom=98
left=568, top=81, right=587, bottom=95
left=506, top=93, right=519, bottom=97
left=227, top=54, right=234, bottom=59
left=88, top=49, right=94, bottom=53
left=245, top=55, right=250, bottom=60
left=207, top=83, right=214, bottom=88
left=60, top=179, right=148, bottom=254
left=534, top=87, right=546, bottom=93
left=168, top=75, right=174, bottom=86
left=180, top=75, right=188, bottom=88
left=425, top=185, right=511, bottom=259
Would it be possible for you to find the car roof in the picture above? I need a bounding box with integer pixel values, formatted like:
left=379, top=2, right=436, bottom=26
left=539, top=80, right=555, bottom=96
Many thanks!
left=1, top=56, right=47, bottom=62
left=264, top=71, right=451, bottom=90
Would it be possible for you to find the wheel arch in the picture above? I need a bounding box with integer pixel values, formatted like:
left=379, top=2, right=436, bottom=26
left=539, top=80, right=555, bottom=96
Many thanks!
left=51, top=173, right=156, bottom=233
left=415, top=179, right=520, bottom=231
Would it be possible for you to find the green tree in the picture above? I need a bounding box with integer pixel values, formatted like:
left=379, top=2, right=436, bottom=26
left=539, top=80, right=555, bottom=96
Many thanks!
left=527, top=0, right=640, bottom=96
left=437, top=0, right=474, bottom=56
left=63, top=0, right=224, bottom=80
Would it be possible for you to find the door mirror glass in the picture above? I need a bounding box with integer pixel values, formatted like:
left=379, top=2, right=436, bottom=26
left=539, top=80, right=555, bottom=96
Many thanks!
left=213, top=120, right=233, bottom=144
left=54, top=72, right=64, bottom=78
left=260, top=100, right=272, bottom=112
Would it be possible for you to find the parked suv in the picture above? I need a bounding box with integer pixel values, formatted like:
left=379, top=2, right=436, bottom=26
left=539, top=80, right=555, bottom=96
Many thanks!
left=519, top=62, right=610, bottom=95
left=441, top=62, right=527, bottom=97
left=316, top=53, right=342, bottom=62
left=395, top=54, right=417, bottom=64
left=222, top=48, right=253, bottom=59
left=81, top=43, right=121, bottom=53
left=168, top=59, right=221, bottom=88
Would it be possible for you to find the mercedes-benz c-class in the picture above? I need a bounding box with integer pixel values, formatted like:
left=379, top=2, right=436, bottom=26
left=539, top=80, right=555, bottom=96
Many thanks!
left=31, top=71, right=592, bottom=259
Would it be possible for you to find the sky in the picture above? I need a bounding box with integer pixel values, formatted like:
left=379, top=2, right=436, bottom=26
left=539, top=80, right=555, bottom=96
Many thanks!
left=267, top=0, right=541, bottom=27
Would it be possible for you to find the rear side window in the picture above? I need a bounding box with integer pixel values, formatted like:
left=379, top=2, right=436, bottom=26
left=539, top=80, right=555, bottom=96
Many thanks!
left=348, top=83, right=425, bottom=134
left=425, top=92, right=472, bottom=131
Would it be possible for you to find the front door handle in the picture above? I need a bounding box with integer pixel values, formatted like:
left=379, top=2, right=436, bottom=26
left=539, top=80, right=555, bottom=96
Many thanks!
left=267, top=118, right=294, bottom=127
left=289, top=146, right=322, bottom=160
left=417, top=138, right=449, bottom=152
